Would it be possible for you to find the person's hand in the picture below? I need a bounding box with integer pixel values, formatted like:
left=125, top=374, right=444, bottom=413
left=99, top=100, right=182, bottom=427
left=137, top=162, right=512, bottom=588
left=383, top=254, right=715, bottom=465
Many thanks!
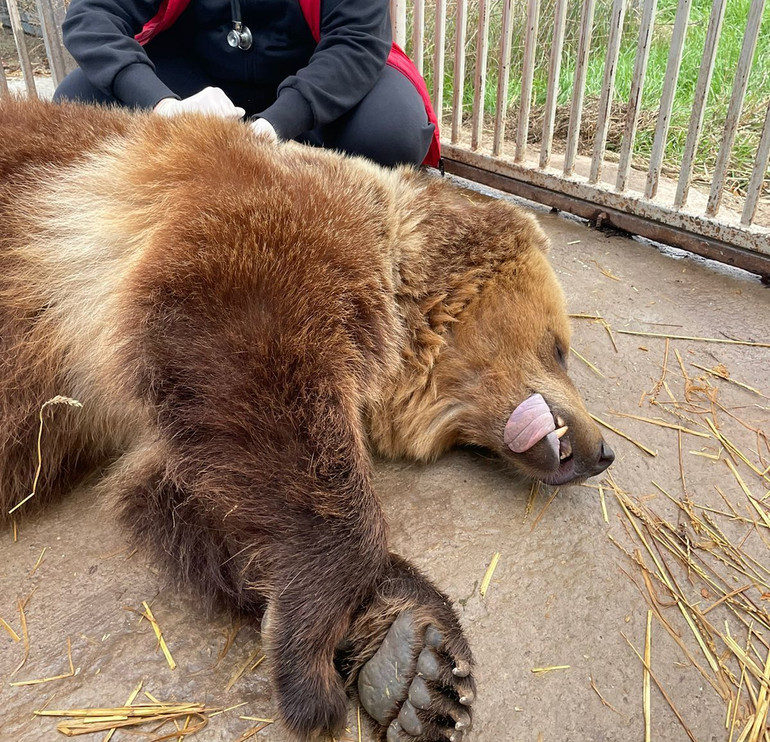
left=249, top=117, right=279, bottom=143
left=154, top=87, right=245, bottom=119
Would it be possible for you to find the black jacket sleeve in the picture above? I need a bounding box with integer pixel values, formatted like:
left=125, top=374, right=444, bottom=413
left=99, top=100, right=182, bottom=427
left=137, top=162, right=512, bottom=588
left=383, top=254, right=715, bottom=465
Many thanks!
left=62, top=0, right=178, bottom=108
left=258, top=0, right=392, bottom=140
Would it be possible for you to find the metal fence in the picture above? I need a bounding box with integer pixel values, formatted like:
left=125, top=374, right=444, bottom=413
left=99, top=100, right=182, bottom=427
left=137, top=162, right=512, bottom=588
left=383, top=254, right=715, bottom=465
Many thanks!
left=1, top=0, right=768, bottom=278
left=392, top=0, right=770, bottom=278
left=0, top=0, right=72, bottom=96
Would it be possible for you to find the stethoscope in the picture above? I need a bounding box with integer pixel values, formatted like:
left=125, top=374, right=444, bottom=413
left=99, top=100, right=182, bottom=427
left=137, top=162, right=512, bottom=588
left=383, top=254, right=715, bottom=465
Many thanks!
left=227, top=0, right=253, bottom=50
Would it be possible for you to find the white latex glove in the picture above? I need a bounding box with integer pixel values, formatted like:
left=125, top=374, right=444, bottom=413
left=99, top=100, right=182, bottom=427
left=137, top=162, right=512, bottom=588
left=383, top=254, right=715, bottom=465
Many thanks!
left=249, top=117, right=279, bottom=143
left=154, top=87, right=245, bottom=119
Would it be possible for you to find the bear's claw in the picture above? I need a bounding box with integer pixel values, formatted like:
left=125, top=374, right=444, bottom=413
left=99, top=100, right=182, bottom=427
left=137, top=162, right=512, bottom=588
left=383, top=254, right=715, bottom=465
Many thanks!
left=358, top=611, right=475, bottom=741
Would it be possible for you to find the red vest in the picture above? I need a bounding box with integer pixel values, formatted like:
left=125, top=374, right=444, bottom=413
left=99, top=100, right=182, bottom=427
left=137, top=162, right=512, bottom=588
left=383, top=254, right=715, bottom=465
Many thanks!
left=135, top=0, right=441, bottom=168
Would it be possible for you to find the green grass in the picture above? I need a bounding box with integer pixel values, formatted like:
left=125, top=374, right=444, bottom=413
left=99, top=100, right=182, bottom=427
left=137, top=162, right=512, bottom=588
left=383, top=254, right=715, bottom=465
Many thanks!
left=409, top=0, right=770, bottom=194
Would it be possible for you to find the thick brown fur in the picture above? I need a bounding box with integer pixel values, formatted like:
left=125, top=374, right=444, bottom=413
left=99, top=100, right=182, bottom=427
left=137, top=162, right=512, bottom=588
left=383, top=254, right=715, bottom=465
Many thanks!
left=0, top=98, right=607, bottom=740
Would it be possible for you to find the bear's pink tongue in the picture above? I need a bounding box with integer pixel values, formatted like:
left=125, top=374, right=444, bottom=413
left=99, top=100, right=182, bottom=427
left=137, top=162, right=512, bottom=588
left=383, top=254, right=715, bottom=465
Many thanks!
left=504, top=393, right=556, bottom=454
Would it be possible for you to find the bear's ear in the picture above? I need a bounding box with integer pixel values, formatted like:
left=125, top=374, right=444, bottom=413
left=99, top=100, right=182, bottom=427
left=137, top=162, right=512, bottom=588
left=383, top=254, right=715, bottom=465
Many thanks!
left=514, top=210, right=551, bottom=255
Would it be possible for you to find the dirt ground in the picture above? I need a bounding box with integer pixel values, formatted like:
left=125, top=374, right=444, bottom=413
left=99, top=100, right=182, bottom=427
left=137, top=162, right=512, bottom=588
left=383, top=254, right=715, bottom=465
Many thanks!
left=0, top=179, right=769, bottom=742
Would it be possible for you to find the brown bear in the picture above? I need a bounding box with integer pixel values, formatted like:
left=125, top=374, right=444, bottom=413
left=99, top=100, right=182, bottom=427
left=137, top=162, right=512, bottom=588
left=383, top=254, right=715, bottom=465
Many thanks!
left=0, top=98, right=613, bottom=742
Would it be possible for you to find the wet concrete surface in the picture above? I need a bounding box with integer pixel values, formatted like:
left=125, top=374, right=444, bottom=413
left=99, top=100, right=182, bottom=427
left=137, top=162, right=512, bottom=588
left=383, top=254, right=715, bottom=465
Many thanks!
left=1, top=182, right=769, bottom=742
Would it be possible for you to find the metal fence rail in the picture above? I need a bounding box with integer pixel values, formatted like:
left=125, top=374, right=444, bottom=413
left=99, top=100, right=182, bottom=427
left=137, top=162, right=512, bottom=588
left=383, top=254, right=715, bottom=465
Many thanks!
left=1, top=0, right=768, bottom=278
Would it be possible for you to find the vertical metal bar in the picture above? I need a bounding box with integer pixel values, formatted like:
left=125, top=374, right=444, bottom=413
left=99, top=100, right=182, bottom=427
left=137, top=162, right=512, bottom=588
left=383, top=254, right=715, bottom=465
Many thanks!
left=741, top=102, right=770, bottom=226
left=706, top=0, right=766, bottom=216
left=515, top=0, right=540, bottom=163
left=588, top=0, right=627, bottom=184
left=645, top=0, right=692, bottom=200
left=392, top=0, right=407, bottom=47
left=674, top=0, right=727, bottom=207
left=433, top=0, right=447, bottom=132
left=5, top=0, right=38, bottom=98
left=50, top=0, right=76, bottom=76
left=539, top=0, right=568, bottom=169
left=412, top=0, right=425, bottom=76
left=616, top=0, right=657, bottom=192
left=563, top=0, right=595, bottom=176
left=0, top=58, right=9, bottom=98
left=471, top=0, right=492, bottom=151
left=36, top=0, right=66, bottom=87
left=492, top=0, right=515, bottom=156
left=451, top=0, right=468, bottom=145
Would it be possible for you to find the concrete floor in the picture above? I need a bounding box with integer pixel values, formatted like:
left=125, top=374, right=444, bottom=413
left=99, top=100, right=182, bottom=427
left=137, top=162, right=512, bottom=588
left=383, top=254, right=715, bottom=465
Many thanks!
left=1, top=183, right=768, bottom=742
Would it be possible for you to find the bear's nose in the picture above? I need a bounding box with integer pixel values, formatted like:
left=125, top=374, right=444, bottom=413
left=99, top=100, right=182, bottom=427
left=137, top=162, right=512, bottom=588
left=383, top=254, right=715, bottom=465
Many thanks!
left=598, top=440, right=615, bottom=469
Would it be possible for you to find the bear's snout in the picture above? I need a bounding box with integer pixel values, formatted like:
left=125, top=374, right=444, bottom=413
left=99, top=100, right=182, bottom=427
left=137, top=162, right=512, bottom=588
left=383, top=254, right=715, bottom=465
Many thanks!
left=503, top=395, right=614, bottom=485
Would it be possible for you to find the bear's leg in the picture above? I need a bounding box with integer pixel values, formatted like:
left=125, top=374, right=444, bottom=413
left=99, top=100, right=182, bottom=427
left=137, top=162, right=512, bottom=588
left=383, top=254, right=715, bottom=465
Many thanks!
left=338, top=555, right=476, bottom=742
left=108, top=407, right=389, bottom=740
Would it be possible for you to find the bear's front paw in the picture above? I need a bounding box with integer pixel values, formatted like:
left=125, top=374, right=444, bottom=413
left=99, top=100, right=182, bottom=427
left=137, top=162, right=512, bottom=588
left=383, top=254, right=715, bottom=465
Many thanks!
left=358, top=611, right=475, bottom=742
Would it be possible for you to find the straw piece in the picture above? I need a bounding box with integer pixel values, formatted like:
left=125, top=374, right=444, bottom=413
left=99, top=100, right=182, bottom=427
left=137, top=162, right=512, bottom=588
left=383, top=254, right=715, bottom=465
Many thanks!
left=622, top=634, right=699, bottom=742
left=589, top=675, right=623, bottom=716
left=37, top=705, right=206, bottom=718
left=601, top=318, right=619, bottom=353
left=610, top=411, right=709, bottom=438
left=590, top=415, right=657, bottom=457
left=722, top=626, right=769, bottom=691
left=530, top=488, right=562, bottom=532
left=11, top=596, right=30, bottom=677
left=644, top=611, right=652, bottom=742
left=708, top=418, right=769, bottom=482
left=0, top=613, right=20, bottom=642
left=103, top=681, right=143, bottom=742
left=525, top=481, right=539, bottom=519
left=225, top=646, right=265, bottom=692
left=36, top=702, right=217, bottom=738
left=176, top=714, right=191, bottom=742
left=480, top=552, right=501, bottom=599
left=646, top=338, right=670, bottom=402
left=141, top=601, right=176, bottom=670
left=724, top=459, right=770, bottom=531
left=28, top=546, right=47, bottom=577
left=208, top=702, right=248, bottom=718
left=690, top=450, right=721, bottom=460
left=691, top=363, right=768, bottom=399
left=570, top=347, right=605, bottom=377
left=730, top=650, right=747, bottom=742
left=234, top=722, right=273, bottom=741
left=11, top=636, right=75, bottom=686
left=593, top=261, right=622, bottom=281
left=239, top=717, right=275, bottom=723
left=599, top=485, right=609, bottom=524
left=702, top=584, right=754, bottom=615
left=531, top=665, right=570, bottom=674
left=8, top=396, right=83, bottom=515
left=617, top=330, right=770, bottom=348
left=214, top=619, right=242, bottom=668
left=357, top=704, right=362, bottom=742
left=748, top=643, right=770, bottom=740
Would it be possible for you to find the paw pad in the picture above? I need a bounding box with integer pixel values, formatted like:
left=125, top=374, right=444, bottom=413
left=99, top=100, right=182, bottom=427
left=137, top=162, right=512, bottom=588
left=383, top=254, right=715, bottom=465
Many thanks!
left=358, top=611, right=475, bottom=741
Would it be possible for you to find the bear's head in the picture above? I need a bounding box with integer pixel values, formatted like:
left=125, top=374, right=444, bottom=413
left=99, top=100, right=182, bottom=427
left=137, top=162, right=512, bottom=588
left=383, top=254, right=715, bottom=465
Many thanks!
left=371, top=195, right=614, bottom=486
left=432, top=230, right=615, bottom=486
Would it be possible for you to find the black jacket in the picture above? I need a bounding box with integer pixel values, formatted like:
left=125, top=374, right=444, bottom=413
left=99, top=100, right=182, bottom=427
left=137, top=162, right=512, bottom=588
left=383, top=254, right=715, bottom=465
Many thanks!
left=62, top=0, right=392, bottom=139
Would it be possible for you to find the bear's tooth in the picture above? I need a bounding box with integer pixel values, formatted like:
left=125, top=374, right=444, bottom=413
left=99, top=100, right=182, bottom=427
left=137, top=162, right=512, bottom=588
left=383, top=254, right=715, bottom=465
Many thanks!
left=555, top=425, right=569, bottom=439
